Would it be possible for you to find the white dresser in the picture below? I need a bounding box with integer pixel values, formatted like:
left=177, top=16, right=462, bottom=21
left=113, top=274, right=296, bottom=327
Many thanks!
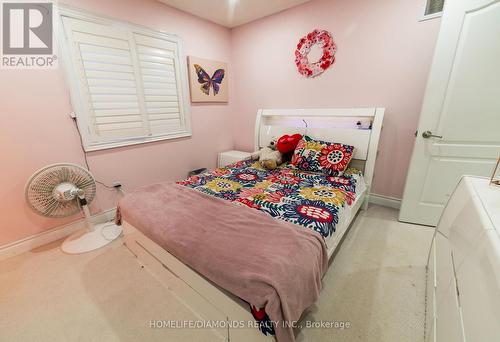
left=426, top=176, right=500, bottom=342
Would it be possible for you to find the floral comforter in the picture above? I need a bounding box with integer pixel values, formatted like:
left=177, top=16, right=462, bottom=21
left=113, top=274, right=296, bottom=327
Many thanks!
left=177, top=159, right=362, bottom=238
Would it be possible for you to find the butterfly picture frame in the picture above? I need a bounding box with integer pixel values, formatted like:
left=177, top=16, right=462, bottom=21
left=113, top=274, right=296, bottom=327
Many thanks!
left=188, top=56, right=228, bottom=103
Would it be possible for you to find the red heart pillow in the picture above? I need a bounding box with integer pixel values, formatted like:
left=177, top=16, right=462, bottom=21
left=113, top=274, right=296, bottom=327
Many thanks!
left=277, top=134, right=303, bottom=153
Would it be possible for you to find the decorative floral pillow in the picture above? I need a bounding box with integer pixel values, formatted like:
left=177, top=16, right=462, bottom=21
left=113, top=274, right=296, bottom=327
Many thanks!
left=291, top=135, right=355, bottom=176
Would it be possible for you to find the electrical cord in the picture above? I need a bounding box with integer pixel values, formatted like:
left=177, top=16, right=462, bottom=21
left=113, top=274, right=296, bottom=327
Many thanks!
left=72, top=117, right=125, bottom=233
left=72, top=117, right=116, bottom=190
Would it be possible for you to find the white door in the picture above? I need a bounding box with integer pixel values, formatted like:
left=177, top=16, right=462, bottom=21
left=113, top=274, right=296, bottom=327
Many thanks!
left=399, top=0, right=500, bottom=226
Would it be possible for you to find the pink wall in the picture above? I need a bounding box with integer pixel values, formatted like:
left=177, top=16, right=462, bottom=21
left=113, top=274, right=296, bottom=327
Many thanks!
left=0, top=0, right=233, bottom=246
left=230, top=0, right=441, bottom=198
left=0, top=0, right=441, bottom=247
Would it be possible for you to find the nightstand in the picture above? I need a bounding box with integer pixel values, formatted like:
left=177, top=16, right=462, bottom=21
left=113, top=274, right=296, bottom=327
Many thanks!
left=218, top=150, right=252, bottom=168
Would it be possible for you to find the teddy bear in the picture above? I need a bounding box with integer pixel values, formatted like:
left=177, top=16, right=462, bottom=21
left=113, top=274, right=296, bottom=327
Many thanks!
left=251, top=139, right=283, bottom=170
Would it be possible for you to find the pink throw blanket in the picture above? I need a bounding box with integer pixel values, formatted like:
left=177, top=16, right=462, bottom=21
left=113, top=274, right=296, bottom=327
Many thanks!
left=117, top=183, right=328, bottom=342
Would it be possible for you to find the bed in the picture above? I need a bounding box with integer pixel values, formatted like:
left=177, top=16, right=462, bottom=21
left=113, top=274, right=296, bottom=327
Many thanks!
left=120, top=108, right=384, bottom=341
left=177, top=159, right=367, bottom=257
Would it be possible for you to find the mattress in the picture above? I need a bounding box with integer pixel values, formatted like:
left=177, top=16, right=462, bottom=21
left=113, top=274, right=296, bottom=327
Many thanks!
left=324, top=171, right=366, bottom=249
left=178, top=159, right=366, bottom=242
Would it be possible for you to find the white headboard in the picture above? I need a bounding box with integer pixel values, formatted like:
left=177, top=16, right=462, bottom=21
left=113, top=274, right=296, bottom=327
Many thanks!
left=254, top=107, right=385, bottom=196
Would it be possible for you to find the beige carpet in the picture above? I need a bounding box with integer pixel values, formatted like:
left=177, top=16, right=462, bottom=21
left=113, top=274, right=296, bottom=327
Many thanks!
left=0, top=205, right=433, bottom=342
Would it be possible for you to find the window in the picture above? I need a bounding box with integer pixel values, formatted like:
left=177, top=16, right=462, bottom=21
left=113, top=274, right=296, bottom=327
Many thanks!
left=59, top=7, right=191, bottom=151
left=422, top=0, right=445, bottom=20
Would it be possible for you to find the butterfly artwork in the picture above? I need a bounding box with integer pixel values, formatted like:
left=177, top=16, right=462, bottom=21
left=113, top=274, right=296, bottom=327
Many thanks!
left=188, top=56, right=228, bottom=103
left=194, top=64, right=225, bottom=96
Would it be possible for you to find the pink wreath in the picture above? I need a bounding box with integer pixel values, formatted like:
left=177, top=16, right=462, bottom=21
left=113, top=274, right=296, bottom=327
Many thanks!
left=295, top=29, right=336, bottom=78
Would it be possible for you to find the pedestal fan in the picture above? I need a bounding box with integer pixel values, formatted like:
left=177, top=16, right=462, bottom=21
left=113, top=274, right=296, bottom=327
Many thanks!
left=25, top=163, right=122, bottom=254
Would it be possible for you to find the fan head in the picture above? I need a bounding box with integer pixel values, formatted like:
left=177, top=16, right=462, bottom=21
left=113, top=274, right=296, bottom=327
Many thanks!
left=25, top=163, right=96, bottom=218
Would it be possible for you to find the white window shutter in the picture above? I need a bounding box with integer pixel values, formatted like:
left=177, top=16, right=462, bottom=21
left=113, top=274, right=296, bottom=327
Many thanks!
left=133, top=33, right=185, bottom=136
left=59, top=8, right=191, bottom=151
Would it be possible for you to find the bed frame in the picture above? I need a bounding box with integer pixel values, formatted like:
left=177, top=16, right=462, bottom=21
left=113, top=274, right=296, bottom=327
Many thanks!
left=123, top=107, right=385, bottom=341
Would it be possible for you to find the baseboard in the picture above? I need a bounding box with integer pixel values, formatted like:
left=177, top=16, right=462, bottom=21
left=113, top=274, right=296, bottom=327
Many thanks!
left=368, top=193, right=402, bottom=209
left=0, top=208, right=116, bottom=262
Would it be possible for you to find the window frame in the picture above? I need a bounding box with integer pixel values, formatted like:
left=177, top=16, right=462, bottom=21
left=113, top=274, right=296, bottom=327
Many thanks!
left=420, top=0, right=445, bottom=21
left=58, top=5, right=192, bottom=152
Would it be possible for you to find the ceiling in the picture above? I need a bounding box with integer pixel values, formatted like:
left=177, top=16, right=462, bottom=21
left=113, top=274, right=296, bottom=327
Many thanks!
left=157, top=0, right=312, bottom=28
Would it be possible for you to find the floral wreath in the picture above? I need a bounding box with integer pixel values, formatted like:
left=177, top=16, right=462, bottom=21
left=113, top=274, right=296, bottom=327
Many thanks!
left=295, top=29, right=336, bottom=78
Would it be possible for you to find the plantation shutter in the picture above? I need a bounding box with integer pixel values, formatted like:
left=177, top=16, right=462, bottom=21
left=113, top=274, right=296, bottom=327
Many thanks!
left=133, top=34, right=185, bottom=136
left=60, top=9, right=190, bottom=151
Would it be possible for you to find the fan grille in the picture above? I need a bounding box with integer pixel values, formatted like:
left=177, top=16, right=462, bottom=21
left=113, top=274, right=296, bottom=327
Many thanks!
left=25, top=163, right=96, bottom=218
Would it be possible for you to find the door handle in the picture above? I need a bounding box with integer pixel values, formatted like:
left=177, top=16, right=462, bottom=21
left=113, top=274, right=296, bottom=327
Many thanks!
left=422, top=131, right=443, bottom=139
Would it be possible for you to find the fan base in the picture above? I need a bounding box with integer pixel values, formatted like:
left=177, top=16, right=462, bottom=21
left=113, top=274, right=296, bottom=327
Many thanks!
left=61, top=222, right=123, bottom=254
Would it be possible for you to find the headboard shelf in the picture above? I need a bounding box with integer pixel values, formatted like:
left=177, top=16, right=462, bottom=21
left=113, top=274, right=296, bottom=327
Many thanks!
left=254, top=107, right=385, bottom=207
